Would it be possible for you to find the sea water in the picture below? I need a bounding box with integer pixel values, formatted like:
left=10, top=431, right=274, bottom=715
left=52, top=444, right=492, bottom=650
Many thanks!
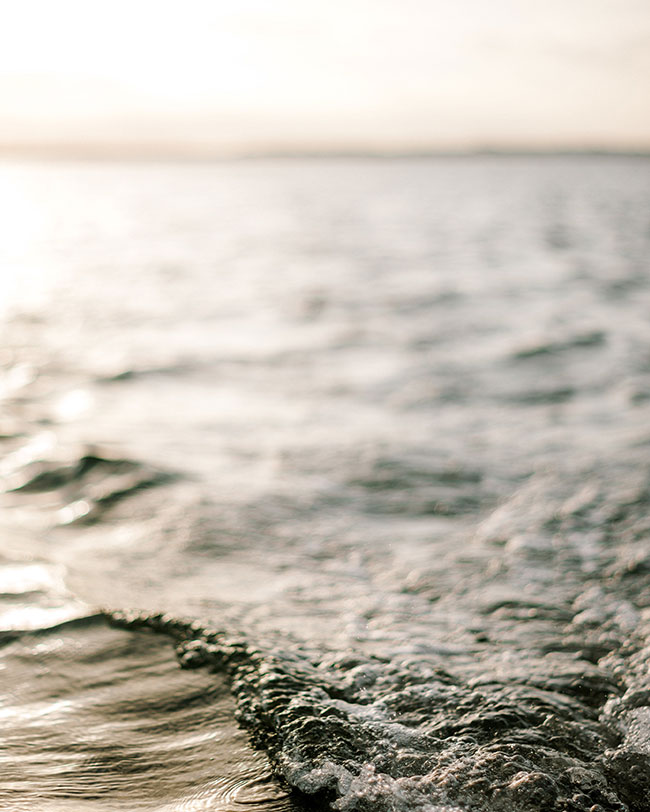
left=1, top=155, right=649, bottom=811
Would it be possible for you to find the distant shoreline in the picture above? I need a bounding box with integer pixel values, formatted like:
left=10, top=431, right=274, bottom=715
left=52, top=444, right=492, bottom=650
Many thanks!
left=1, top=144, right=649, bottom=163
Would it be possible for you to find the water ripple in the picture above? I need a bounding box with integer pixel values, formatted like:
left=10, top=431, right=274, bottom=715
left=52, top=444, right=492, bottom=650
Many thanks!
left=0, top=622, right=302, bottom=812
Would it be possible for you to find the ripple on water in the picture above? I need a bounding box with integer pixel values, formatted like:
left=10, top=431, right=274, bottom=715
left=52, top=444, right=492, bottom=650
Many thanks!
left=0, top=620, right=303, bottom=812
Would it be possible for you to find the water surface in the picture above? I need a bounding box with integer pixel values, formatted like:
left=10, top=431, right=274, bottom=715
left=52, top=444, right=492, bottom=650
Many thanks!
left=1, top=155, right=649, bottom=811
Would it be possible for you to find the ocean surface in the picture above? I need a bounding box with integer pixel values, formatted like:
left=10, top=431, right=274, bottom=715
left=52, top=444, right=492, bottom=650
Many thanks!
left=1, top=155, right=649, bottom=811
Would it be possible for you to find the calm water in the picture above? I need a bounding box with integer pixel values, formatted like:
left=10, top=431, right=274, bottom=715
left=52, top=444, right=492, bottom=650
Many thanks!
left=1, top=155, right=649, bottom=811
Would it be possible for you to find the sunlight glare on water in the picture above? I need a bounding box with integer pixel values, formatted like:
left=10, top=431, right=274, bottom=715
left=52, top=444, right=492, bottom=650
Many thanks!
left=0, top=164, right=62, bottom=316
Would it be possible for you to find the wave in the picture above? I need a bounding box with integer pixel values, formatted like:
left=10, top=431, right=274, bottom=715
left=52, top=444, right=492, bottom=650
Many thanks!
left=2, top=442, right=176, bottom=525
left=4, top=446, right=650, bottom=810
left=106, top=579, right=650, bottom=812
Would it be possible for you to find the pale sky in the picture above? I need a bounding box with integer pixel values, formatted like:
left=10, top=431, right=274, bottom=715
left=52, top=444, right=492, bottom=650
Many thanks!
left=1, top=0, right=649, bottom=153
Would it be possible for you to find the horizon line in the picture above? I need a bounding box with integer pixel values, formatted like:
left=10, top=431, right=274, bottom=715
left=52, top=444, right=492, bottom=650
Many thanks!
left=1, top=141, right=649, bottom=162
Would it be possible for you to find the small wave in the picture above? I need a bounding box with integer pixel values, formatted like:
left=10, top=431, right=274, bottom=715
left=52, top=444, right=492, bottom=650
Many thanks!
left=95, top=362, right=198, bottom=384
left=346, top=453, right=486, bottom=516
left=106, top=595, right=650, bottom=812
left=2, top=442, right=176, bottom=524
left=506, top=385, right=575, bottom=404
left=510, top=329, right=606, bottom=360
left=102, top=462, right=650, bottom=812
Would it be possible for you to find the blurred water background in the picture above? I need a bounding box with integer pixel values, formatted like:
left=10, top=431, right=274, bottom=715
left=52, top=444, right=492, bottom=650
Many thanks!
left=1, top=155, right=650, bottom=812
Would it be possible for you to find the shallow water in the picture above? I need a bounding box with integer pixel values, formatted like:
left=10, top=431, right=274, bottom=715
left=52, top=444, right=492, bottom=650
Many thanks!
left=1, top=155, right=650, bottom=811
left=0, top=618, right=298, bottom=811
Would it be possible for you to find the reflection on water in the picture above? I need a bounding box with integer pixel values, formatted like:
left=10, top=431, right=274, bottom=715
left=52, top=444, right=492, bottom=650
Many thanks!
left=0, top=618, right=300, bottom=811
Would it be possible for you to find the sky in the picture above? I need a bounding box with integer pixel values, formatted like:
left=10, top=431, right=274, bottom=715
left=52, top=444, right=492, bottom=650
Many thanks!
left=0, top=0, right=649, bottom=154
